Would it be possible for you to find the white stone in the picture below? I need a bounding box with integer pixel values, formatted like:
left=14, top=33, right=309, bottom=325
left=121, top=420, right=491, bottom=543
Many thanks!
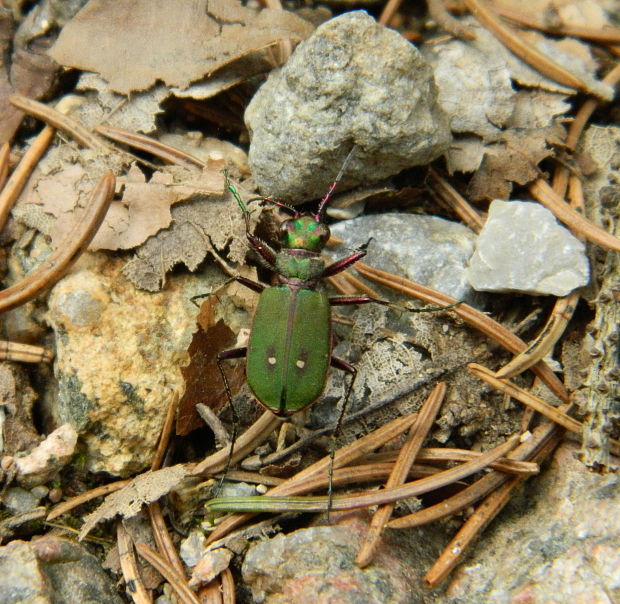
left=466, top=200, right=589, bottom=295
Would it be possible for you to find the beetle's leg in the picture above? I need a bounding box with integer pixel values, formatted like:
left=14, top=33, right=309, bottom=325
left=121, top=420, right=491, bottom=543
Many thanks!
left=211, top=347, right=247, bottom=498
left=236, top=276, right=265, bottom=294
left=325, top=356, right=358, bottom=515
left=321, top=249, right=367, bottom=278
left=329, top=295, right=462, bottom=313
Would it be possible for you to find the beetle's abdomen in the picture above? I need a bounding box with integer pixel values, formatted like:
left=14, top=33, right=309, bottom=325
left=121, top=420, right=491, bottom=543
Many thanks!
left=246, top=286, right=331, bottom=415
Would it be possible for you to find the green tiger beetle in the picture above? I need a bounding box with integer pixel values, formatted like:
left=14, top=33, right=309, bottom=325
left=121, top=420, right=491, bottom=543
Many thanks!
left=214, top=149, right=459, bottom=503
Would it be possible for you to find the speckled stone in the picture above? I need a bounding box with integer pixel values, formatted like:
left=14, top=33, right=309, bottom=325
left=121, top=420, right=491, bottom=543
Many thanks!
left=245, top=11, right=451, bottom=202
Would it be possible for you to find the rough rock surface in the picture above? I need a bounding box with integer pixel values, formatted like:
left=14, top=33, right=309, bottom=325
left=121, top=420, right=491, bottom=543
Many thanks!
left=45, top=258, right=210, bottom=476
left=245, top=11, right=451, bottom=202
left=466, top=200, right=589, bottom=295
left=328, top=213, right=477, bottom=302
left=242, top=511, right=444, bottom=603
left=439, top=443, right=620, bottom=603
left=0, top=537, right=122, bottom=603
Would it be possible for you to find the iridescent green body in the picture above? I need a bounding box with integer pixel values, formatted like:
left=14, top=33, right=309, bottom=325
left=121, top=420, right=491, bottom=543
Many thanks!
left=246, top=285, right=331, bottom=414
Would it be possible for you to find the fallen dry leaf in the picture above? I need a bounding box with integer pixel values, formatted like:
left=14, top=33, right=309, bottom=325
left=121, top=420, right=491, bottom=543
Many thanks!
left=90, top=163, right=224, bottom=251
left=177, top=290, right=246, bottom=436
left=466, top=127, right=562, bottom=201
left=122, top=177, right=254, bottom=291
left=79, top=464, right=189, bottom=539
left=49, top=0, right=315, bottom=94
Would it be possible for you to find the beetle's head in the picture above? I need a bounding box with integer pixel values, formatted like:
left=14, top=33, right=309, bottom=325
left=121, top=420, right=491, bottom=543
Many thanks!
left=279, top=214, right=330, bottom=252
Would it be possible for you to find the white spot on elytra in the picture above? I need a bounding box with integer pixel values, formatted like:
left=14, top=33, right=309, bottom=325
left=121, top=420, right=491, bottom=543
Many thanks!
left=268, top=357, right=276, bottom=365
left=296, top=359, right=305, bottom=369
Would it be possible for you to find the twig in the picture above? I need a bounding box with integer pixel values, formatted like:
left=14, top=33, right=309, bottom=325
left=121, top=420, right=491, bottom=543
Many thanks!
left=493, top=5, right=620, bottom=44
left=424, top=426, right=562, bottom=587
left=427, top=0, right=476, bottom=40
left=206, top=435, right=523, bottom=514
left=95, top=125, right=205, bottom=169
left=461, top=0, right=612, bottom=100
left=354, top=262, right=569, bottom=403
left=150, top=391, right=179, bottom=471
left=388, top=422, right=553, bottom=529
left=0, top=341, right=54, bottom=363
left=494, top=293, right=578, bottom=379
left=427, top=167, right=484, bottom=232
left=378, top=0, right=403, bottom=26
left=221, top=567, right=236, bottom=604
left=0, top=143, right=9, bottom=191
left=0, top=172, right=116, bottom=313
left=147, top=501, right=187, bottom=579
left=0, top=126, right=55, bottom=231
left=191, top=411, right=282, bottom=475
left=197, top=403, right=231, bottom=447
left=205, top=412, right=421, bottom=544
left=136, top=543, right=199, bottom=604
left=117, top=523, right=152, bottom=604
left=9, top=95, right=108, bottom=150
left=529, top=178, right=620, bottom=251
left=356, top=382, right=446, bottom=567
left=468, top=363, right=620, bottom=457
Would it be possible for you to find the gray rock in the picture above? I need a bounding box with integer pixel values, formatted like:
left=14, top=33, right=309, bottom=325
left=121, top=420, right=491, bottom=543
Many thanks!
left=0, top=537, right=122, bottom=604
left=242, top=511, right=441, bottom=603
left=327, top=213, right=477, bottom=302
left=439, top=443, right=620, bottom=602
left=466, top=200, right=589, bottom=295
left=2, top=487, right=41, bottom=514
left=245, top=11, right=451, bottom=202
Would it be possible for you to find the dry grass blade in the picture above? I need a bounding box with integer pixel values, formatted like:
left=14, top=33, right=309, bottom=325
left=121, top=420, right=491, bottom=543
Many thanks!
left=150, top=392, right=179, bottom=472
left=529, top=178, right=620, bottom=251
left=95, top=125, right=205, bottom=169
left=116, top=523, right=152, bottom=604
left=427, top=167, right=484, bottom=232
left=495, top=293, right=578, bottom=379
left=148, top=501, right=187, bottom=579
left=0, top=171, right=116, bottom=313
left=469, top=363, right=620, bottom=458
left=461, top=0, right=612, bottom=100
left=47, top=478, right=133, bottom=521
left=356, top=382, right=447, bottom=567
left=136, top=543, right=199, bottom=604
left=424, top=427, right=562, bottom=587
left=494, top=5, right=620, bottom=44
left=205, top=412, right=421, bottom=545
left=354, top=262, right=569, bottom=403
left=0, top=341, right=54, bottom=363
left=191, top=411, right=282, bottom=475
left=0, top=126, right=55, bottom=231
left=9, top=95, right=108, bottom=151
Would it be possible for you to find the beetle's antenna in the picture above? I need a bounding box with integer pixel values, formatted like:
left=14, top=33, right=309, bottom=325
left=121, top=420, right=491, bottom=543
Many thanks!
left=316, top=145, right=357, bottom=220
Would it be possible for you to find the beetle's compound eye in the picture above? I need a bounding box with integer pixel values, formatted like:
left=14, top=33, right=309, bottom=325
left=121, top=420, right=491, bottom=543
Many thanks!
left=280, top=215, right=330, bottom=251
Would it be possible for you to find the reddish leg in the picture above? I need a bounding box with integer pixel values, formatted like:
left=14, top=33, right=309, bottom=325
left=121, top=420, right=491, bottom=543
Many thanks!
left=322, top=249, right=368, bottom=278
left=236, top=276, right=265, bottom=294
